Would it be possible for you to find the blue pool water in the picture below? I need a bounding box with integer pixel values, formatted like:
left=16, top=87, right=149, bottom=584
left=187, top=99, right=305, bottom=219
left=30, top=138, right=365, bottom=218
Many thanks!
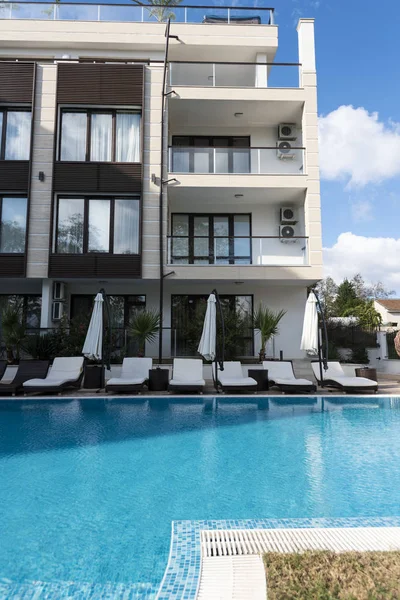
left=1, top=396, right=400, bottom=596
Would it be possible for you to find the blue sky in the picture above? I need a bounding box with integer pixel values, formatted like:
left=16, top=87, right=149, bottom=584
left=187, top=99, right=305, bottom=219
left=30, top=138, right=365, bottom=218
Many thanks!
left=271, top=0, right=400, bottom=291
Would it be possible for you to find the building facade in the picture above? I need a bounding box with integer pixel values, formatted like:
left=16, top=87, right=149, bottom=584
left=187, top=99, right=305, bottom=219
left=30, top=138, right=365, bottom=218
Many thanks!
left=0, top=3, right=322, bottom=360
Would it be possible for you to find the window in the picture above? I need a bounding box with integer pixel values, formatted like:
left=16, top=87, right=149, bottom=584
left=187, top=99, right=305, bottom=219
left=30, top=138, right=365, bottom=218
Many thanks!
left=0, top=295, right=41, bottom=329
left=59, top=109, right=141, bottom=162
left=171, top=294, right=254, bottom=357
left=55, top=196, right=140, bottom=254
left=171, top=136, right=250, bottom=173
left=170, top=213, right=251, bottom=264
left=0, top=109, right=32, bottom=160
left=0, top=196, right=28, bottom=253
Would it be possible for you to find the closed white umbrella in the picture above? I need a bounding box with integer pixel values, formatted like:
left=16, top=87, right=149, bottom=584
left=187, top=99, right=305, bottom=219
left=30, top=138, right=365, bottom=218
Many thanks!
left=82, top=292, right=104, bottom=361
left=300, top=292, right=318, bottom=355
left=198, top=293, right=217, bottom=361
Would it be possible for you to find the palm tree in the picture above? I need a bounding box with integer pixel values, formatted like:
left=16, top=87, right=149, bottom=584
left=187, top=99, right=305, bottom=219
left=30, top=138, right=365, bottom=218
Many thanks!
left=253, top=305, right=286, bottom=362
left=129, top=309, right=161, bottom=356
left=131, top=0, right=183, bottom=22
left=1, top=303, right=26, bottom=363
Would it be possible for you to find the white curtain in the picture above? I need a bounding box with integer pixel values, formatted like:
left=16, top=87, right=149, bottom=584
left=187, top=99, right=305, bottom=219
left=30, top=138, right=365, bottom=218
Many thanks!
left=114, top=199, right=139, bottom=254
left=5, top=111, right=32, bottom=160
left=60, top=112, right=87, bottom=161
left=91, top=113, right=112, bottom=161
left=116, top=113, right=141, bottom=162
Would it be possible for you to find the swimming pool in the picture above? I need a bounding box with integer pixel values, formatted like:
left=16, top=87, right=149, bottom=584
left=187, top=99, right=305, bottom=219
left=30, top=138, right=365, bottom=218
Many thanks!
left=0, top=396, right=400, bottom=598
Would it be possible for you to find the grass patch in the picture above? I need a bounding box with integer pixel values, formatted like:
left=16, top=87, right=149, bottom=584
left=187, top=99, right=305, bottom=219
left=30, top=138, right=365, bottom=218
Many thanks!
left=263, top=550, right=400, bottom=600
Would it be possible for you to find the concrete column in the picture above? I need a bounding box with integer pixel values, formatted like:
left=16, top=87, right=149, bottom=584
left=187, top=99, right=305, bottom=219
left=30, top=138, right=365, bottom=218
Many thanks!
left=297, top=19, right=322, bottom=276
left=40, top=279, right=53, bottom=328
left=255, top=53, right=268, bottom=88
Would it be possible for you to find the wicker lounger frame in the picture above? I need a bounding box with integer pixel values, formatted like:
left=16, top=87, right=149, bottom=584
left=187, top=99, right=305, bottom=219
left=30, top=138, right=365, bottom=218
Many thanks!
left=311, top=361, right=378, bottom=394
left=0, top=360, right=50, bottom=396
left=106, top=381, right=147, bottom=394
left=168, top=383, right=204, bottom=393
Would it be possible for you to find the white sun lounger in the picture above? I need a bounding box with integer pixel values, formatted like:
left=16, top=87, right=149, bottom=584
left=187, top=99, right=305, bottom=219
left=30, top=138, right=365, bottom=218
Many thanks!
left=23, top=356, right=84, bottom=394
left=311, top=361, right=378, bottom=393
left=169, top=359, right=205, bottom=393
left=106, top=357, right=152, bottom=393
left=213, top=361, right=258, bottom=392
left=263, top=360, right=316, bottom=393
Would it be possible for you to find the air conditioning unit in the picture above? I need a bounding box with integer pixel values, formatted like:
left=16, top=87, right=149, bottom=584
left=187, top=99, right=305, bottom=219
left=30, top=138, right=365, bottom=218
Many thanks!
left=280, top=207, right=298, bottom=225
left=278, top=123, right=297, bottom=140
left=52, top=301, right=65, bottom=321
left=279, top=225, right=298, bottom=243
left=53, top=281, right=66, bottom=301
left=276, top=140, right=295, bottom=159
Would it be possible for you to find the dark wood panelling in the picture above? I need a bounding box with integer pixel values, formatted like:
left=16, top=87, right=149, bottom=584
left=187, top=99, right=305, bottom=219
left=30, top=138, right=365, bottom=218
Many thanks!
left=53, top=162, right=142, bottom=193
left=0, top=162, right=29, bottom=191
left=0, top=62, right=35, bottom=104
left=57, top=64, right=144, bottom=105
left=0, top=255, right=25, bottom=277
left=48, top=254, right=141, bottom=278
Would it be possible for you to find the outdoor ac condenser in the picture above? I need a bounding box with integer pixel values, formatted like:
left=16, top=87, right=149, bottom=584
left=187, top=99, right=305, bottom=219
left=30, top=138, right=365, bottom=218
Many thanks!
left=279, top=224, right=298, bottom=243
left=52, top=301, right=65, bottom=321
left=278, top=123, right=297, bottom=140
left=280, top=207, right=297, bottom=224
left=276, top=140, right=295, bottom=159
left=53, top=281, right=66, bottom=301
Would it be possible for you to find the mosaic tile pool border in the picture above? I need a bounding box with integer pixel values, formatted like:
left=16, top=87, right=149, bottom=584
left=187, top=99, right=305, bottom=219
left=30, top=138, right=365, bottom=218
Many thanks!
left=156, top=516, right=400, bottom=600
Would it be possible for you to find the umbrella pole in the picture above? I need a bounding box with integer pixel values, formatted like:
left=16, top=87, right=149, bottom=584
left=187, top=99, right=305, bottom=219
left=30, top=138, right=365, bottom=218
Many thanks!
left=100, top=288, right=112, bottom=390
left=211, top=288, right=225, bottom=392
left=312, top=289, right=328, bottom=371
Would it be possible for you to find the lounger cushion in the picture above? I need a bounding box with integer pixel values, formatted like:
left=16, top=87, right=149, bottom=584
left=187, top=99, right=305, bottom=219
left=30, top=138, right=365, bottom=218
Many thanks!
left=119, top=357, right=152, bottom=380
left=273, top=377, right=315, bottom=387
left=169, top=378, right=205, bottom=386
left=218, top=376, right=257, bottom=387
left=171, top=359, right=204, bottom=383
left=106, top=377, right=146, bottom=387
left=328, top=376, right=377, bottom=388
left=23, top=357, right=84, bottom=388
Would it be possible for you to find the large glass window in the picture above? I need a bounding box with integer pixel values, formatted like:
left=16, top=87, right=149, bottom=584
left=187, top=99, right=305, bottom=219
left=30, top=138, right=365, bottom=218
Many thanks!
left=171, top=136, right=250, bottom=173
left=60, top=112, right=87, bottom=161
left=171, top=294, right=254, bottom=357
left=0, top=196, right=28, bottom=253
left=171, top=213, right=251, bottom=264
left=114, top=198, right=140, bottom=254
left=55, top=196, right=140, bottom=254
left=0, top=109, right=31, bottom=160
left=57, top=198, right=84, bottom=253
left=59, top=109, right=141, bottom=162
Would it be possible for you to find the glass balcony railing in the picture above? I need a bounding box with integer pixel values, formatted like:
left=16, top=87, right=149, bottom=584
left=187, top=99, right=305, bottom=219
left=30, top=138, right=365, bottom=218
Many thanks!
left=169, top=61, right=301, bottom=88
left=167, top=236, right=309, bottom=266
left=169, top=146, right=305, bottom=175
left=0, top=3, right=275, bottom=24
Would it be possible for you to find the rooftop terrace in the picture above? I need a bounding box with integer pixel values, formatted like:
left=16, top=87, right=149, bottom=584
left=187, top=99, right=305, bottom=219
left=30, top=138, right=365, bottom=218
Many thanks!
left=0, top=1, right=275, bottom=24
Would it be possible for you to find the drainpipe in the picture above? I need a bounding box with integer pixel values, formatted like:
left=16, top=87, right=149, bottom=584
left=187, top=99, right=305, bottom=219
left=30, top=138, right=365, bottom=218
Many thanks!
left=158, top=19, right=178, bottom=365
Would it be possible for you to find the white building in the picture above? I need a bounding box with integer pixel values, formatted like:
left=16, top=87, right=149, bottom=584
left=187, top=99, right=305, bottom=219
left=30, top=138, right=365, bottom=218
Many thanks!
left=0, top=3, right=322, bottom=360
left=374, top=300, right=400, bottom=330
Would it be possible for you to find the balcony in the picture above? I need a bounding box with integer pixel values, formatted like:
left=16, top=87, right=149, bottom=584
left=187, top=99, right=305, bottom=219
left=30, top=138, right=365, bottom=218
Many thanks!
left=169, top=61, right=301, bottom=89
left=0, top=2, right=274, bottom=24
left=168, top=146, right=304, bottom=176
left=167, top=236, right=308, bottom=266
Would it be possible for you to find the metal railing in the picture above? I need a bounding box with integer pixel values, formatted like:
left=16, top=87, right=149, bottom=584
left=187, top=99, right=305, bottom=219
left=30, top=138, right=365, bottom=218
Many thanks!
left=0, top=2, right=274, bottom=25
left=167, top=235, right=309, bottom=266
left=169, top=61, right=301, bottom=88
left=169, top=146, right=305, bottom=175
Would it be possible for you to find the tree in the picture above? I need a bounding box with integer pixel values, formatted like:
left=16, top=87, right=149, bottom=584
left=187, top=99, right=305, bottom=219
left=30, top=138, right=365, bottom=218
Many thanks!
left=132, top=0, right=183, bottom=22
left=129, top=309, right=160, bottom=356
left=334, top=279, right=359, bottom=316
left=314, top=277, right=338, bottom=318
left=342, top=300, right=382, bottom=328
left=351, top=273, right=394, bottom=300
left=253, top=305, right=286, bottom=361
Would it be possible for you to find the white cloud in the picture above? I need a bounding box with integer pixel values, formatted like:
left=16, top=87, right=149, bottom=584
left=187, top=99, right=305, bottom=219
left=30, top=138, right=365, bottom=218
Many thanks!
left=349, top=198, right=374, bottom=222
left=319, top=105, right=400, bottom=187
left=323, top=232, right=400, bottom=293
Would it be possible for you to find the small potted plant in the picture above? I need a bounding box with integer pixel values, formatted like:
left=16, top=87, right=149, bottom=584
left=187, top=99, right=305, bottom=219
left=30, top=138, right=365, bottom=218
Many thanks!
left=129, top=309, right=165, bottom=389
left=253, top=305, right=286, bottom=363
